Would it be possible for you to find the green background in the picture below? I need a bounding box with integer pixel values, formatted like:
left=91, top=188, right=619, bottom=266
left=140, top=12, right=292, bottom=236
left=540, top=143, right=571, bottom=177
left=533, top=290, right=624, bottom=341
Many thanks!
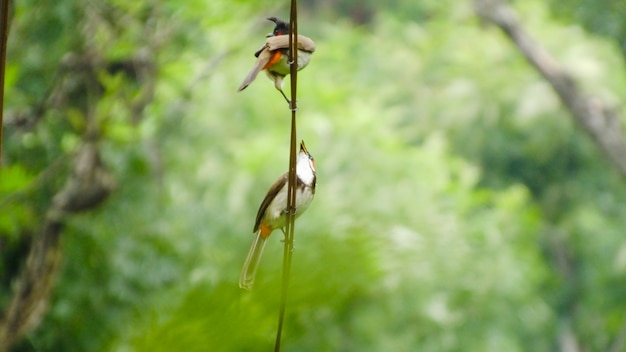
left=2, top=0, right=626, bottom=350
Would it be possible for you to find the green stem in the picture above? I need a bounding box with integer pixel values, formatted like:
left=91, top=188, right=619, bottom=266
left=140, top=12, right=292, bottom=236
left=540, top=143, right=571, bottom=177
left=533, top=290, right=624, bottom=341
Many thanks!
left=274, top=0, right=299, bottom=350
left=0, top=0, right=11, bottom=165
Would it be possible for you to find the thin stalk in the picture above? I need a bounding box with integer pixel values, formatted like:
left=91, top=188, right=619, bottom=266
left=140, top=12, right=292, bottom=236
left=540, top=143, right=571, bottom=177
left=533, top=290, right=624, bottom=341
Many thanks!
left=274, top=0, right=298, bottom=350
left=0, top=0, right=10, bottom=165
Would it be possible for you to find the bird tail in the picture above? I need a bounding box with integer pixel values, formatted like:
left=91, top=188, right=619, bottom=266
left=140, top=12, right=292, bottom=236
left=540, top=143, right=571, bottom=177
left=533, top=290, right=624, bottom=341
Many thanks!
left=237, top=60, right=264, bottom=92
left=239, top=232, right=268, bottom=290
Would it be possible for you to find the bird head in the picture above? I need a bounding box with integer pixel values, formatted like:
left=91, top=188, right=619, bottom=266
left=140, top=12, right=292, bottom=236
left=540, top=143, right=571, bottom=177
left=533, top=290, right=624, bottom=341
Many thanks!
left=266, top=17, right=289, bottom=37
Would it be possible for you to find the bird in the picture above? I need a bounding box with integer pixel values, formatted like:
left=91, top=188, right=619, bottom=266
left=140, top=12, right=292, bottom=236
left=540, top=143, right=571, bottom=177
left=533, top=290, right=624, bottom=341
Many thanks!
left=237, top=17, right=316, bottom=104
left=239, top=141, right=317, bottom=290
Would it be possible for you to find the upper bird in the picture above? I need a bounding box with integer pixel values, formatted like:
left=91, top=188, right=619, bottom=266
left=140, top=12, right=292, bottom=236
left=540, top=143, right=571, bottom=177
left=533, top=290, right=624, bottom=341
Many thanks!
left=237, top=17, right=316, bottom=104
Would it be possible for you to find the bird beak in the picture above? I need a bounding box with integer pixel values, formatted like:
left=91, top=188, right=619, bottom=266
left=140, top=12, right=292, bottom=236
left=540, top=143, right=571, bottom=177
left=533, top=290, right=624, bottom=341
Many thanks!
left=300, top=140, right=308, bottom=154
left=265, top=32, right=274, bottom=38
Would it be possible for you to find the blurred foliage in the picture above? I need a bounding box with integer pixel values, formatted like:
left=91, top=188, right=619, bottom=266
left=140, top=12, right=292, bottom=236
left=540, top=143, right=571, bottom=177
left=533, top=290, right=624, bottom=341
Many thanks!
left=2, top=0, right=626, bottom=351
left=545, top=0, right=626, bottom=59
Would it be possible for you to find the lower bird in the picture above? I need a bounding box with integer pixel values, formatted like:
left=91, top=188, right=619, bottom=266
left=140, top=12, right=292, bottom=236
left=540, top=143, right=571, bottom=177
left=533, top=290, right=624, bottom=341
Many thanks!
left=239, top=141, right=317, bottom=290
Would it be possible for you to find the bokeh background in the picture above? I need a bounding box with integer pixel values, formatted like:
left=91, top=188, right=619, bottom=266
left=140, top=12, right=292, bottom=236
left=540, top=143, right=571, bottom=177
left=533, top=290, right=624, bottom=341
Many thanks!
left=2, top=0, right=626, bottom=351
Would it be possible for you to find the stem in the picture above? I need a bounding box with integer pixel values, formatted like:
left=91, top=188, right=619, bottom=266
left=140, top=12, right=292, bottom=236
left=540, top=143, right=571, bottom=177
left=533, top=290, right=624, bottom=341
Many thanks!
left=274, top=0, right=298, bottom=350
left=0, top=0, right=11, bottom=165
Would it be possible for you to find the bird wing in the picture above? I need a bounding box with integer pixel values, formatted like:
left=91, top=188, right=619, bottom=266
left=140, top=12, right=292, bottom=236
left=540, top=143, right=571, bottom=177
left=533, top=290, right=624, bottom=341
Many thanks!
left=265, top=34, right=316, bottom=53
left=253, top=173, right=287, bottom=232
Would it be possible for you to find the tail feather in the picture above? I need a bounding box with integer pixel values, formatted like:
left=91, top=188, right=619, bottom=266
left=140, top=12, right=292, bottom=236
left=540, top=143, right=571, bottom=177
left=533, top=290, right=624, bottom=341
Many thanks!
left=237, top=60, right=265, bottom=92
left=239, top=48, right=272, bottom=92
left=239, top=232, right=268, bottom=290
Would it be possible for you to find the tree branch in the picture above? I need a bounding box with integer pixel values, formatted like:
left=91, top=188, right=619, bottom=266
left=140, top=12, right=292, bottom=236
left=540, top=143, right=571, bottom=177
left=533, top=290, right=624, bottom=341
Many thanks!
left=0, top=140, right=115, bottom=351
left=0, top=3, right=162, bottom=349
left=474, top=0, right=626, bottom=178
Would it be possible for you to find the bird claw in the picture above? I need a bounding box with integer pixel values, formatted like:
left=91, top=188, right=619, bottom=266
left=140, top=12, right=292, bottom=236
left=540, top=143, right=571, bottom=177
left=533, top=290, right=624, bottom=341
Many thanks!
left=279, top=90, right=292, bottom=107
left=279, top=228, right=295, bottom=250
left=277, top=88, right=298, bottom=109
left=280, top=237, right=295, bottom=251
left=282, top=95, right=298, bottom=111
